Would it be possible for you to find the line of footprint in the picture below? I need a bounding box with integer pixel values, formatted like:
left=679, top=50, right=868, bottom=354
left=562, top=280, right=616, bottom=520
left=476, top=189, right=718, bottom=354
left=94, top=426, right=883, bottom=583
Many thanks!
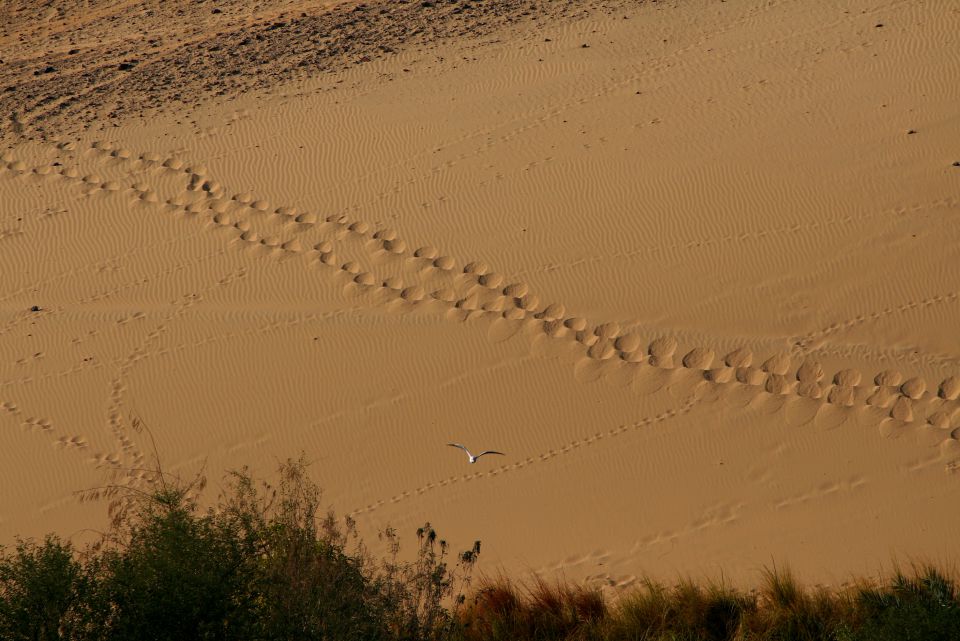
left=11, top=143, right=960, bottom=434
left=59, top=144, right=960, bottom=504
left=4, top=143, right=960, bottom=452
left=1, top=162, right=240, bottom=477
left=348, top=397, right=700, bottom=517
left=521, top=198, right=959, bottom=280
left=102, top=267, right=247, bottom=478
left=0, top=399, right=90, bottom=452
left=102, top=144, right=960, bottom=428
left=793, top=291, right=960, bottom=354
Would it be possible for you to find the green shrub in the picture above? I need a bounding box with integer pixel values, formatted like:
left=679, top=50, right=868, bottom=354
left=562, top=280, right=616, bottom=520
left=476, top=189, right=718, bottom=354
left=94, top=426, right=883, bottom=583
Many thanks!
left=220, top=462, right=390, bottom=641
left=0, top=536, right=83, bottom=641
left=74, top=484, right=253, bottom=640
left=847, top=567, right=960, bottom=641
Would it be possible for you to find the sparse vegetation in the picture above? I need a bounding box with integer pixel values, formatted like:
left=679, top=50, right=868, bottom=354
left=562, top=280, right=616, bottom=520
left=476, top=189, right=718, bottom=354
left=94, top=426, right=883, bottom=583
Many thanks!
left=457, top=566, right=960, bottom=641
left=1, top=452, right=957, bottom=640
left=1, top=452, right=478, bottom=641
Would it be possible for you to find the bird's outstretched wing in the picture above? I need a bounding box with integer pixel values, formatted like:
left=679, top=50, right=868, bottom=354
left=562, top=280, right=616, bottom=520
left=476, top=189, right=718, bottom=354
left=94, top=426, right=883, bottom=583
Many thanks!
left=448, top=443, right=474, bottom=458
left=476, top=450, right=505, bottom=458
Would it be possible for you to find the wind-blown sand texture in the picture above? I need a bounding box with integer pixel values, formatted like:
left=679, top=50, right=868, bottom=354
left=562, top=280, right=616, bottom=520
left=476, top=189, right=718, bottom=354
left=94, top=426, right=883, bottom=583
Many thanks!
left=1, top=0, right=959, bottom=587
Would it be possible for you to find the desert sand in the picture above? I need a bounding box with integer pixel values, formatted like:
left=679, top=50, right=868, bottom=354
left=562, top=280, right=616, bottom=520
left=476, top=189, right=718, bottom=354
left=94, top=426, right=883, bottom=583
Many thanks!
left=1, top=0, right=959, bottom=588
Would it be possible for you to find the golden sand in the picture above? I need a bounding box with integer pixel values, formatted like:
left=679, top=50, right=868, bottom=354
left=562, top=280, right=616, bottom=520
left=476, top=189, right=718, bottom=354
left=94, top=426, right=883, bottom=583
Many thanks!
left=1, top=0, right=958, bottom=588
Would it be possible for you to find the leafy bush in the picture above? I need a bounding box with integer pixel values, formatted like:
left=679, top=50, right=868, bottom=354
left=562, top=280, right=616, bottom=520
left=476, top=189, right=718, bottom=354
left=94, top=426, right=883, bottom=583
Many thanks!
left=0, top=536, right=83, bottom=641
left=846, top=566, right=960, bottom=641
left=1, top=446, right=477, bottom=641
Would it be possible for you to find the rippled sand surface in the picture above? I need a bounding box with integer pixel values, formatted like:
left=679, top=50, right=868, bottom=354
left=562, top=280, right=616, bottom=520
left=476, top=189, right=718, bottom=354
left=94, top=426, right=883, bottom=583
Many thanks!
left=2, top=0, right=959, bottom=587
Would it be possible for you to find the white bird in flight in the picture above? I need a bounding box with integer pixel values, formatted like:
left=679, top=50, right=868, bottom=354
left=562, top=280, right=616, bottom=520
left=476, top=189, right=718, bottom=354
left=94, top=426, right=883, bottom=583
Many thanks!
left=448, top=443, right=505, bottom=464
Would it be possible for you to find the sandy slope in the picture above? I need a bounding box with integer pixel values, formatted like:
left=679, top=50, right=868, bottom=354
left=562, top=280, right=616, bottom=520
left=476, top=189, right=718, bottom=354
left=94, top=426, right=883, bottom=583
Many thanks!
left=1, top=0, right=959, bottom=587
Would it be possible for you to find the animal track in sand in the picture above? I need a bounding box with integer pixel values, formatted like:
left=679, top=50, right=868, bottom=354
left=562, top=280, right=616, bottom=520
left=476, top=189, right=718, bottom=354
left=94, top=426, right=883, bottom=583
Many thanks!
left=20, top=416, right=53, bottom=433
left=0, top=405, right=92, bottom=454
left=634, top=501, right=746, bottom=551
left=793, top=290, right=960, bottom=353
left=55, top=435, right=89, bottom=449
left=7, top=143, right=960, bottom=479
left=90, top=452, right=123, bottom=468
left=772, top=476, right=868, bottom=510
left=349, top=397, right=700, bottom=517
left=0, top=358, right=101, bottom=392
left=98, top=268, right=248, bottom=472
left=6, top=150, right=261, bottom=472
left=521, top=199, right=959, bottom=279
left=30, top=148, right=960, bottom=437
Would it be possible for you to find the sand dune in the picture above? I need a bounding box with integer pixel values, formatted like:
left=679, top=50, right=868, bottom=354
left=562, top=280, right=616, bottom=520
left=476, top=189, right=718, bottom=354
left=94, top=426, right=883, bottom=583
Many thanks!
left=1, top=0, right=959, bottom=587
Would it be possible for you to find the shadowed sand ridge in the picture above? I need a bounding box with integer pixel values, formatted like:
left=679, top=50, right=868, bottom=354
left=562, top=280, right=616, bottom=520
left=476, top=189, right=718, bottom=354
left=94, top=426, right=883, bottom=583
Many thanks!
left=0, top=0, right=589, bottom=139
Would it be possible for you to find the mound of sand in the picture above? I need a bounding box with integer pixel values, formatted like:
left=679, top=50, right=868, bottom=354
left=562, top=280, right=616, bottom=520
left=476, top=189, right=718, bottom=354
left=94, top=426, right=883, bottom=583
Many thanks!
left=1, top=0, right=958, bottom=588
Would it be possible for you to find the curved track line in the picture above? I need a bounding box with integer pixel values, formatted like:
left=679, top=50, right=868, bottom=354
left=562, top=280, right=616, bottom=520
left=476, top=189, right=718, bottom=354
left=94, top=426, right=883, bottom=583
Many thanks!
left=349, top=396, right=700, bottom=517
left=3, top=143, right=958, bottom=486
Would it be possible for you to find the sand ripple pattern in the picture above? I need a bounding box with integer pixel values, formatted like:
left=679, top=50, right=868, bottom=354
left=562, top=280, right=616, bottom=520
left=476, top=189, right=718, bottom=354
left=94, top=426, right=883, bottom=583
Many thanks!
left=2, top=142, right=959, bottom=486
left=349, top=398, right=699, bottom=517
